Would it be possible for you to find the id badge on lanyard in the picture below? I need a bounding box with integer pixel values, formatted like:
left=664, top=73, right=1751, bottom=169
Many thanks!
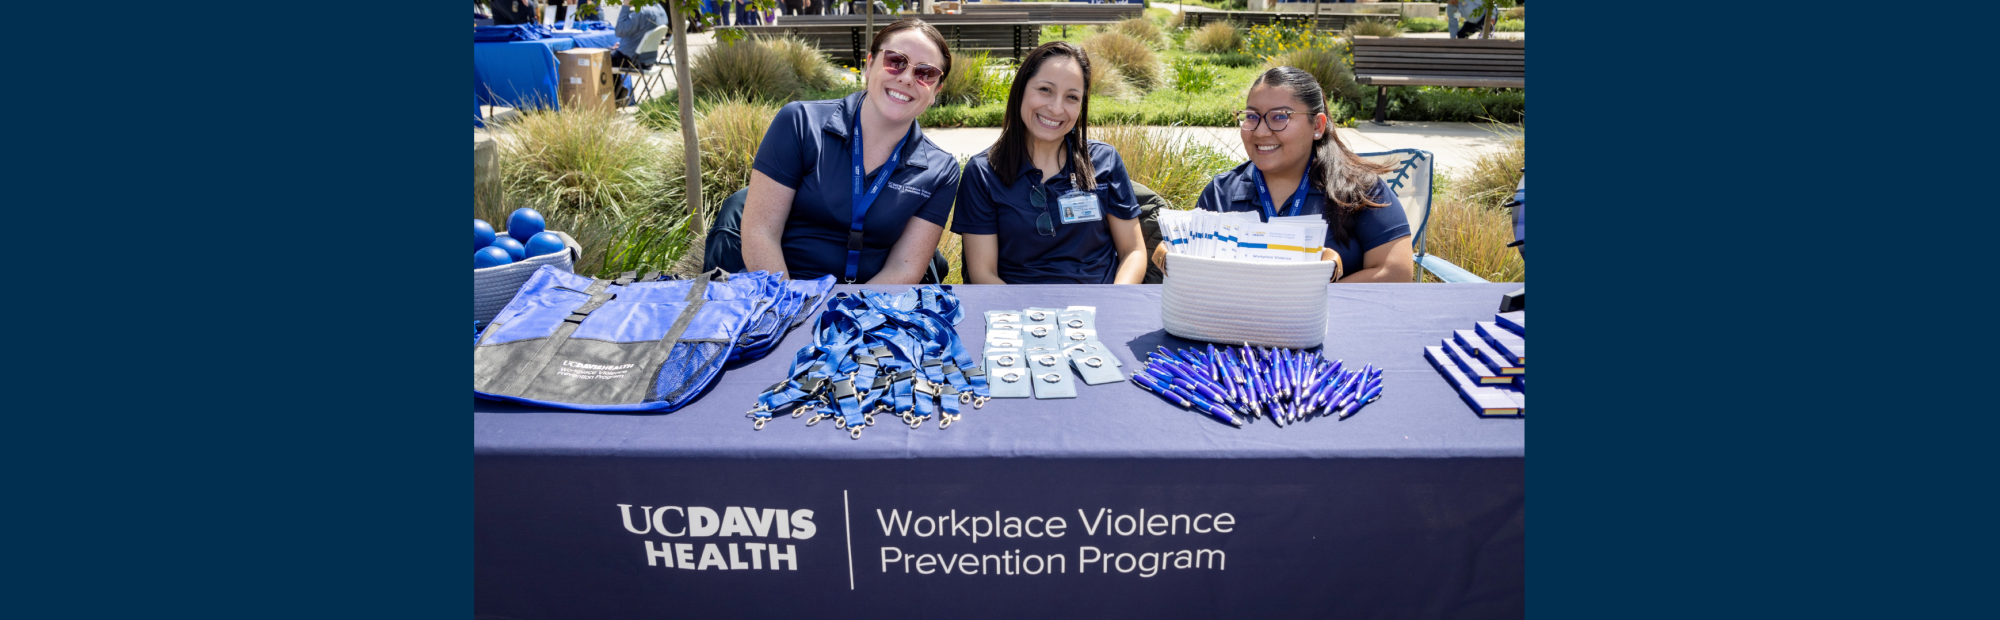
left=1057, top=189, right=1102, bottom=224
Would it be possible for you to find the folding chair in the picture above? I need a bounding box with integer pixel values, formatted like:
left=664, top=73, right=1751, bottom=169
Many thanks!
left=1355, top=148, right=1488, bottom=283
left=609, top=26, right=673, bottom=107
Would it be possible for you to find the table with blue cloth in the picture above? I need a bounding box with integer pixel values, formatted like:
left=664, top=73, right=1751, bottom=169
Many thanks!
left=473, top=30, right=625, bottom=114
left=475, top=283, right=1525, bottom=619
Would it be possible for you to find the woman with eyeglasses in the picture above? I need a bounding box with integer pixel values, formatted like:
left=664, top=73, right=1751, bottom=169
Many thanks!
left=1152, top=67, right=1414, bottom=282
left=738, top=18, right=961, bottom=283
left=952, top=42, right=1145, bottom=285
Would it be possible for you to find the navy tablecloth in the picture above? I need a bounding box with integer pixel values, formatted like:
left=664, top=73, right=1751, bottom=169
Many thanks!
left=475, top=283, right=1525, bottom=619
left=473, top=32, right=622, bottom=112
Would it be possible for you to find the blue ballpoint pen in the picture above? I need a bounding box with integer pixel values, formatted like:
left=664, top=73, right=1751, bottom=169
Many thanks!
left=1328, top=373, right=1360, bottom=413
left=1131, top=372, right=1190, bottom=407
left=1205, top=344, right=1223, bottom=381
left=1180, top=390, right=1242, bottom=427
left=1173, top=377, right=1230, bottom=409
left=1161, top=358, right=1231, bottom=400
left=1340, top=383, right=1383, bottom=419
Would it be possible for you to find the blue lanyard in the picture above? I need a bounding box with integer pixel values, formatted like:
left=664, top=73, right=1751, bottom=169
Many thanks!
left=1250, top=156, right=1314, bottom=222
left=846, top=99, right=914, bottom=283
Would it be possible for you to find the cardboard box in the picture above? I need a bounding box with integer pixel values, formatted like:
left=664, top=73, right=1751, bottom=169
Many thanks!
left=557, top=47, right=616, bottom=112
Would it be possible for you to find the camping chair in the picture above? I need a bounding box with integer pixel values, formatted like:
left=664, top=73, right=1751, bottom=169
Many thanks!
left=1355, top=148, right=1488, bottom=283
left=609, top=26, right=672, bottom=107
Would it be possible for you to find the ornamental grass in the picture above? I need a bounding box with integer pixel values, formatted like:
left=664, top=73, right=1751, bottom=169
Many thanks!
left=937, top=50, right=999, bottom=107
left=1266, top=44, right=1364, bottom=109
left=763, top=35, right=842, bottom=92
left=1083, top=31, right=1163, bottom=93
left=1093, top=125, right=1240, bottom=212
left=490, top=106, right=692, bottom=277
left=691, top=37, right=802, bottom=103
left=1342, top=19, right=1404, bottom=39
left=1187, top=23, right=1242, bottom=54
left=1114, top=17, right=1168, bottom=50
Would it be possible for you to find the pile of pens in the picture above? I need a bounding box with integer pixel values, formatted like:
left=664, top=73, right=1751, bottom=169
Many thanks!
left=1129, top=344, right=1384, bottom=427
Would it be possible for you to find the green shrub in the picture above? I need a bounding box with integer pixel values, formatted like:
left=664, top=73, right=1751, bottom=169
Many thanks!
left=492, top=106, right=690, bottom=276
left=1084, top=31, right=1163, bottom=92
left=763, top=36, right=840, bottom=92
left=1267, top=44, right=1363, bottom=109
left=1242, top=22, right=1343, bottom=58
left=1114, top=17, right=1168, bottom=50
left=1191, top=51, right=1261, bottom=68
left=1093, top=125, right=1240, bottom=211
left=1401, top=17, right=1446, bottom=33
left=937, top=50, right=999, bottom=107
left=1496, top=19, right=1524, bottom=32
left=1170, top=57, right=1222, bottom=94
left=1505, top=6, right=1524, bottom=20
left=1342, top=19, right=1404, bottom=39
left=1363, top=86, right=1526, bottom=124
left=691, top=37, right=801, bottom=103
left=1187, top=22, right=1241, bottom=54
left=918, top=101, right=1008, bottom=128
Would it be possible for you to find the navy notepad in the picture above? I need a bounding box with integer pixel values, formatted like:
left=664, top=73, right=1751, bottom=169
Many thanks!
left=1495, top=311, right=1524, bottom=337
left=1475, top=321, right=1525, bottom=367
left=1442, top=338, right=1516, bottom=386
left=1454, top=329, right=1524, bottom=376
left=1425, top=346, right=1525, bottom=418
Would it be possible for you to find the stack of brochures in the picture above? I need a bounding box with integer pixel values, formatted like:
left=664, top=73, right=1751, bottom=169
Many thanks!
left=1423, top=310, right=1525, bottom=418
left=1157, top=210, right=1327, bottom=263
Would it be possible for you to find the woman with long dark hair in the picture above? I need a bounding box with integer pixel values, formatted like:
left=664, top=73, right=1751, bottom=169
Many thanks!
left=736, top=19, right=962, bottom=283
left=1153, top=66, right=1413, bottom=282
left=952, top=42, right=1146, bottom=284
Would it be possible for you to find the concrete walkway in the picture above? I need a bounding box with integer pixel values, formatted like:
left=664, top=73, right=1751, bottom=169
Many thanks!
left=923, top=122, right=1519, bottom=175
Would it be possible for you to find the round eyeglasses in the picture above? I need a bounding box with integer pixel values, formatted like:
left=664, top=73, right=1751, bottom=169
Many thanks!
left=1237, top=110, right=1296, bottom=132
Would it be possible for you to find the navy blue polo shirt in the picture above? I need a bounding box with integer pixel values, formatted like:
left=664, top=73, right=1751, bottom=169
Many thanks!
left=951, top=140, right=1141, bottom=284
left=1194, top=161, right=1411, bottom=279
left=751, top=92, right=962, bottom=282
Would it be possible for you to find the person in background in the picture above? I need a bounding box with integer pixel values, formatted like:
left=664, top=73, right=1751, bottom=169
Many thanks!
left=1152, top=67, right=1413, bottom=283
left=489, top=0, right=540, bottom=25
left=728, top=19, right=962, bottom=283
left=953, top=42, right=1145, bottom=285
left=610, top=2, right=669, bottom=103
left=1448, top=0, right=1487, bottom=39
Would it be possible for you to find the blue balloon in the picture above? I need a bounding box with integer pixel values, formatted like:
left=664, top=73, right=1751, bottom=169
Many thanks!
left=490, top=236, right=527, bottom=261
left=508, top=208, right=546, bottom=243
left=475, top=219, right=496, bottom=251
left=474, top=246, right=514, bottom=268
left=524, top=231, right=567, bottom=258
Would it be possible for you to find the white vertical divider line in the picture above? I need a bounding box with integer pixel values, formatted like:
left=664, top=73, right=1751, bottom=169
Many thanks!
left=844, top=489, right=855, bottom=590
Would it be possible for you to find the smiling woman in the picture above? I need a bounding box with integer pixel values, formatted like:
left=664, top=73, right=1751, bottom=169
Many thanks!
left=952, top=42, right=1147, bottom=285
left=715, top=19, right=963, bottom=284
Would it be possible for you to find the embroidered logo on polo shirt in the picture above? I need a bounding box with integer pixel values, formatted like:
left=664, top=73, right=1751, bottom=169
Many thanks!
left=888, top=182, right=931, bottom=199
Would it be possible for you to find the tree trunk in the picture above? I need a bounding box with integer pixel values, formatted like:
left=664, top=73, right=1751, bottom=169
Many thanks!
left=667, top=1, right=705, bottom=236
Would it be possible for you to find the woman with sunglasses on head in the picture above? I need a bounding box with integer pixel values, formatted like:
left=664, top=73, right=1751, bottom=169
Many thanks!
left=1152, top=67, right=1414, bottom=283
left=738, top=18, right=960, bottom=284
left=952, top=42, right=1145, bottom=285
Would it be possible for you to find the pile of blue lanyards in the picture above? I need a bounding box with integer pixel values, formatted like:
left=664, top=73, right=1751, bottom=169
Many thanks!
left=1131, top=344, right=1384, bottom=427
left=747, top=285, right=990, bottom=440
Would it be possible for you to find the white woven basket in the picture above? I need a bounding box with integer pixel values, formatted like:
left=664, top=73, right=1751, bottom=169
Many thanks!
left=474, top=230, right=581, bottom=324
left=1160, top=253, right=1335, bottom=349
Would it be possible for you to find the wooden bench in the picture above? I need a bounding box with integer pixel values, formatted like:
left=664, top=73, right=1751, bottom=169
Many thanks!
left=1181, top=10, right=1396, bottom=32
left=724, top=15, right=1040, bottom=65
left=1350, top=36, right=1524, bottom=124
left=960, top=3, right=1143, bottom=25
